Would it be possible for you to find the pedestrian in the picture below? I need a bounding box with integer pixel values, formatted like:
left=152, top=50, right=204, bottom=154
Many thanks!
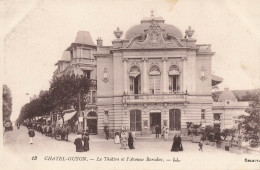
left=171, top=134, right=179, bottom=152
left=164, top=128, right=169, bottom=141
left=114, top=130, right=120, bottom=144
left=104, top=126, right=109, bottom=140
left=61, top=127, right=66, bottom=141
left=28, top=128, right=35, bottom=144
left=65, top=126, right=70, bottom=141
left=177, top=134, right=183, bottom=151
left=128, top=132, right=135, bottom=149
left=120, top=130, right=128, bottom=149
left=155, top=125, right=160, bottom=138
left=74, top=133, right=83, bottom=152
left=161, top=127, right=165, bottom=138
left=82, top=132, right=90, bottom=152
left=17, top=123, right=20, bottom=130
left=85, top=127, right=90, bottom=134
left=48, top=126, right=52, bottom=137
left=199, top=139, right=203, bottom=151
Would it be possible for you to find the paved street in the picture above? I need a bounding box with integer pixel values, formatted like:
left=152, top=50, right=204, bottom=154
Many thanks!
left=1, top=126, right=260, bottom=170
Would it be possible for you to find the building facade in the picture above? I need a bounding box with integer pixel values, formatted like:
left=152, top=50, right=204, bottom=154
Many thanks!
left=54, top=13, right=248, bottom=136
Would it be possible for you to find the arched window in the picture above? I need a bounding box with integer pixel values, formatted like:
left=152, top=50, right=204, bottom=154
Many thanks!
left=169, top=65, right=180, bottom=93
left=149, top=65, right=161, bottom=94
left=129, top=66, right=141, bottom=94
left=130, top=110, right=142, bottom=131
left=86, top=112, right=98, bottom=134
left=87, top=112, right=97, bottom=117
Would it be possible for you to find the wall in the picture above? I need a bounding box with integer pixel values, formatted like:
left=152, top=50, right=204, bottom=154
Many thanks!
left=196, top=55, right=212, bottom=95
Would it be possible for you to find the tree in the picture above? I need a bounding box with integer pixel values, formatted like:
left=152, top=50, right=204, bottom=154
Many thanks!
left=239, top=92, right=260, bottom=147
left=3, top=85, right=12, bottom=122
left=49, top=74, right=91, bottom=127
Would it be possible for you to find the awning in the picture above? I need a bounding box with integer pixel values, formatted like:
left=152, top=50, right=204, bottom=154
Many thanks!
left=58, top=111, right=77, bottom=123
left=238, top=111, right=250, bottom=116
left=212, top=74, right=223, bottom=86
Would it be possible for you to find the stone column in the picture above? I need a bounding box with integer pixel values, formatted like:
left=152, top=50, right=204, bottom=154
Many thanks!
left=182, top=57, right=187, bottom=93
left=142, top=58, right=148, bottom=94
left=123, top=58, right=128, bottom=94
left=162, top=58, right=168, bottom=93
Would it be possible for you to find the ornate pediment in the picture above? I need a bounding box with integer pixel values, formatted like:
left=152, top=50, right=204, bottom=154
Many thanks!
left=125, top=21, right=184, bottom=49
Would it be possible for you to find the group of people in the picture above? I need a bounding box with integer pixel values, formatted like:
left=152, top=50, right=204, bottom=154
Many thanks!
left=155, top=125, right=170, bottom=141
left=161, top=126, right=169, bottom=141
left=26, top=122, right=70, bottom=141
left=74, top=130, right=90, bottom=152
left=171, top=134, right=183, bottom=152
left=115, top=130, right=135, bottom=149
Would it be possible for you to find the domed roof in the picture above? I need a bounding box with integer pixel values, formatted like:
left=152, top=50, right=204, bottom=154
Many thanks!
left=218, top=88, right=237, bottom=102
left=125, top=16, right=183, bottom=40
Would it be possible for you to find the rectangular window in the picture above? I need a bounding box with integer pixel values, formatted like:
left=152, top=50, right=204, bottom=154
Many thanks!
left=130, top=76, right=141, bottom=94
left=130, top=77, right=134, bottom=93
left=169, top=75, right=180, bottom=93
left=201, top=109, right=205, bottom=119
left=130, top=110, right=142, bottom=131
left=149, top=76, right=161, bottom=94
left=83, top=70, right=91, bottom=79
left=169, top=109, right=181, bottom=130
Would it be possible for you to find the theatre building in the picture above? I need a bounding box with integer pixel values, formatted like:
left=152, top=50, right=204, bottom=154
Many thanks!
left=54, top=13, right=248, bottom=136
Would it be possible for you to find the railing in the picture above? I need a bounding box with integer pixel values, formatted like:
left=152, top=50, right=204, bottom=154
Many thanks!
left=197, top=44, right=211, bottom=52
left=123, top=93, right=187, bottom=103
left=70, top=58, right=96, bottom=65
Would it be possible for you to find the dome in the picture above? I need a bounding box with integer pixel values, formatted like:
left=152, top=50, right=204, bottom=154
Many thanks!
left=125, top=16, right=183, bottom=40
left=218, top=88, right=237, bottom=102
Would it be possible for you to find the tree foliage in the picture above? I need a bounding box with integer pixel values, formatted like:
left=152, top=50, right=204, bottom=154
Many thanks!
left=49, top=74, right=90, bottom=126
left=3, top=85, right=12, bottom=122
left=239, top=92, right=260, bottom=147
left=16, top=74, right=91, bottom=126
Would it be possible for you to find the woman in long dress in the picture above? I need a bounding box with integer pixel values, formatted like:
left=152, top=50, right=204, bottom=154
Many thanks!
left=120, top=130, right=128, bottom=149
left=128, top=132, right=135, bottom=149
left=82, top=132, right=90, bottom=152
left=74, top=134, right=83, bottom=152
left=114, top=130, right=120, bottom=144
left=177, top=134, right=183, bottom=151
left=171, top=134, right=179, bottom=152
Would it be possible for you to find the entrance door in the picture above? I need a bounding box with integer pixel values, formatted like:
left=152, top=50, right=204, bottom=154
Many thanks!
left=87, top=119, right=97, bottom=134
left=150, top=113, right=161, bottom=134
left=169, top=109, right=181, bottom=130
left=87, top=112, right=98, bottom=134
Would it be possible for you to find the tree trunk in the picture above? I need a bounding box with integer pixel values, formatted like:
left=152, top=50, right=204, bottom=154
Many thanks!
left=60, top=113, right=65, bottom=128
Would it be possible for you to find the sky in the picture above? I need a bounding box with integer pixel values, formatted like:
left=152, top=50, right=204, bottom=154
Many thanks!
left=1, top=0, right=260, bottom=121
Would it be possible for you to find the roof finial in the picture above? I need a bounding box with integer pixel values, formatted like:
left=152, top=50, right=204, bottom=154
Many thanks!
left=151, top=9, right=154, bottom=17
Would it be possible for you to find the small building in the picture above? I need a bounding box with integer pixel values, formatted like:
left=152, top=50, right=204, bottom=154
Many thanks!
left=212, top=88, right=249, bottom=130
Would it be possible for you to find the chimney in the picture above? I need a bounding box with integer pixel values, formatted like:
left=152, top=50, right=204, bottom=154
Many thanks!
left=97, top=37, right=103, bottom=46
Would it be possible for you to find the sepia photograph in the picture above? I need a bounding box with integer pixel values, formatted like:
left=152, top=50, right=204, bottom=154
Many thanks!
left=1, top=0, right=260, bottom=169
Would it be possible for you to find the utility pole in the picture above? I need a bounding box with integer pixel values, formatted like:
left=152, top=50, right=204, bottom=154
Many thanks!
left=78, top=93, right=83, bottom=132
